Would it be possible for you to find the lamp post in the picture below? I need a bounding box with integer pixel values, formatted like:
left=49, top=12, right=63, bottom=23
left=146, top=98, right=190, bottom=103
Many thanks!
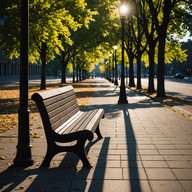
left=105, top=60, right=109, bottom=80
left=111, top=53, right=114, bottom=83
left=109, top=53, right=112, bottom=81
left=114, top=45, right=118, bottom=85
left=126, top=62, right=128, bottom=84
left=14, top=0, right=34, bottom=166
left=118, top=3, right=128, bottom=104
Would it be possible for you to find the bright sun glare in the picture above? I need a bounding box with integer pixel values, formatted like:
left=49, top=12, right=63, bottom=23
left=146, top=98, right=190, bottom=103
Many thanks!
left=119, top=4, right=129, bottom=16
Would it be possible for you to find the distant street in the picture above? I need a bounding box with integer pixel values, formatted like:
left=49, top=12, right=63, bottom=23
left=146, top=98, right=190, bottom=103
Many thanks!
left=140, top=77, right=192, bottom=118
left=1, top=76, right=191, bottom=117
left=140, top=77, right=192, bottom=102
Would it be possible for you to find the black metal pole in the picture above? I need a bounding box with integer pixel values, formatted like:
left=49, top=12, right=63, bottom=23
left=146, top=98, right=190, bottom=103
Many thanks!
left=118, top=17, right=128, bottom=104
left=111, top=53, right=114, bottom=83
left=14, top=0, right=34, bottom=166
left=108, top=61, right=110, bottom=81
left=109, top=54, right=112, bottom=82
left=114, top=49, right=118, bottom=85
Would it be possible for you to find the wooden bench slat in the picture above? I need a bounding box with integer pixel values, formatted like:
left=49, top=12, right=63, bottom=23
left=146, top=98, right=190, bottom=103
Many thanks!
left=38, top=85, right=74, bottom=100
left=51, top=105, right=79, bottom=130
left=72, top=110, right=99, bottom=133
left=62, top=111, right=94, bottom=134
left=46, top=94, right=77, bottom=113
left=48, top=99, right=78, bottom=119
left=44, top=90, right=75, bottom=107
left=56, top=110, right=103, bottom=135
left=55, top=111, right=83, bottom=134
left=85, top=109, right=105, bottom=133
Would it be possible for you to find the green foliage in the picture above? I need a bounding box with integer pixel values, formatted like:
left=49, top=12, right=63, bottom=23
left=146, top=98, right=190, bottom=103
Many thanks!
left=0, top=0, right=20, bottom=59
left=0, top=0, right=96, bottom=64
left=165, top=42, right=188, bottom=63
left=0, top=0, right=191, bottom=76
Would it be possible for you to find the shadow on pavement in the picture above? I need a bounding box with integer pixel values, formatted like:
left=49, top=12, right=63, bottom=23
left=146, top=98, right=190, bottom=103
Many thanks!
left=0, top=79, right=168, bottom=191
left=0, top=136, right=109, bottom=191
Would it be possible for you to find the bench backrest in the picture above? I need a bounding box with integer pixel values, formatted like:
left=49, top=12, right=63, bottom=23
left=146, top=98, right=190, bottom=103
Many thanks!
left=32, top=86, right=79, bottom=134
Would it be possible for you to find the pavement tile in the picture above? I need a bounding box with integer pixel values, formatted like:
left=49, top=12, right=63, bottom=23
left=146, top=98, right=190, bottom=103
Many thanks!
left=70, top=180, right=152, bottom=192
left=179, top=149, right=192, bottom=155
left=139, top=149, right=159, bottom=155
left=121, top=160, right=143, bottom=168
left=172, top=168, right=192, bottom=179
left=184, top=155, right=192, bottom=160
left=87, top=167, right=123, bottom=180
left=149, top=181, right=185, bottom=192
left=23, top=178, right=71, bottom=192
left=120, top=154, right=141, bottom=161
left=136, top=140, right=153, bottom=144
left=140, top=155, right=164, bottom=161
left=166, top=160, right=192, bottom=168
left=175, top=144, right=192, bottom=149
left=155, top=144, right=176, bottom=149
left=152, top=140, right=172, bottom=145
left=142, top=161, right=168, bottom=168
left=162, top=155, right=186, bottom=161
left=180, top=181, right=192, bottom=192
left=96, top=160, right=121, bottom=168
left=123, top=168, right=147, bottom=180
left=158, top=149, right=181, bottom=155
left=138, top=144, right=156, bottom=150
left=145, top=168, right=176, bottom=180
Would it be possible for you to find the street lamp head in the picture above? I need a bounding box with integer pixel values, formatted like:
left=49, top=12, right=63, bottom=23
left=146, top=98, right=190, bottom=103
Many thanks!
left=114, top=45, right=118, bottom=50
left=119, top=3, right=128, bottom=17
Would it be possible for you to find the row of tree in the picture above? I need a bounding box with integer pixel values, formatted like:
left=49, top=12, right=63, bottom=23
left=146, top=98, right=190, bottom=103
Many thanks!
left=0, top=0, right=111, bottom=89
left=0, top=0, right=192, bottom=96
left=102, top=0, right=191, bottom=96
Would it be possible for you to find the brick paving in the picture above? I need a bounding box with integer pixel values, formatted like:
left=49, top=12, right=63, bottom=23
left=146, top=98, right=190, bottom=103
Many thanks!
left=0, top=78, right=192, bottom=192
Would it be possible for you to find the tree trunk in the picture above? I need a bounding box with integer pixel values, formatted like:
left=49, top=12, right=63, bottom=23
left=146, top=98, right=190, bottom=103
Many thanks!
left=129, top=56, right=135, bottom=87
left=61, top=52, right=66, bottom=84
left=72, top=59, right=75, bottom=83
left=136, top=54, right=142, bottom=89
left=82, top=69, right=86, bottom=80
left=147, top=0, right=172, bottom=97
left=61, top=64, right=67, bottom=84
left=157, top=33, right=166, bottom=97
left=79, top=68, right=82, bottom=81
left=76, top=66, right=79, bottom=82
left=40, top=42, right=46, bottom=90
left=147, top=42, right=156, bottom=93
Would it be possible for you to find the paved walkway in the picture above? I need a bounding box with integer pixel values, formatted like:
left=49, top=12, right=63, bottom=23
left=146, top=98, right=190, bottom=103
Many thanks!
left=0, top=78, right=192, bottom=192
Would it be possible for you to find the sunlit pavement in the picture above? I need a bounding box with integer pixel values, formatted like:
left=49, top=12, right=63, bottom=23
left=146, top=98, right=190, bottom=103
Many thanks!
left=0, top=78, right=192, bottom=192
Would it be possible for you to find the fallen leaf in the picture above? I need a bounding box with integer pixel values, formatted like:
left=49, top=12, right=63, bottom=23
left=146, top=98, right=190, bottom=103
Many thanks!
left=0, top=156, right=6, bottom=160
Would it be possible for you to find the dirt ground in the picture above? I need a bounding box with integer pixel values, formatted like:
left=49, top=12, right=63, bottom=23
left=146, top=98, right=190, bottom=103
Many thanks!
left=0, top=81, right=96, bottom=134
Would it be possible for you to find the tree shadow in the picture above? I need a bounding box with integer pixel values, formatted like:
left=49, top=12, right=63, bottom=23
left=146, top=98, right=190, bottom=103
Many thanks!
left=0, top=136, right=110, bottom=192
left=123, top=107, right=141, bottom=191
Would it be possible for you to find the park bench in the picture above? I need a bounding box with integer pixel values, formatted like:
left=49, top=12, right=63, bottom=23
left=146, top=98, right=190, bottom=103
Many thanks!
left=31, top=85, right=104, bottom=167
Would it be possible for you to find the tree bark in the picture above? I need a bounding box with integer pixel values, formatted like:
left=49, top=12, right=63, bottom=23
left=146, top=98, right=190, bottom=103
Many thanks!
left=136, top=54, right=142, bottom=89
left=157, top=32, right=166, bottom=97
left=61, top=51, right=67, bottom=84
left=129, top=56, right=135, bottom=87
left=40, top=42, right=46, bottom=90
left=147, top=41, right=156, bottom=93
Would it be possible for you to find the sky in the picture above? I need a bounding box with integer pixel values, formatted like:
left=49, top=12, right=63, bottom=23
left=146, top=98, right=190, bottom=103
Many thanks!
left=181, top=31, right=192, bottom=42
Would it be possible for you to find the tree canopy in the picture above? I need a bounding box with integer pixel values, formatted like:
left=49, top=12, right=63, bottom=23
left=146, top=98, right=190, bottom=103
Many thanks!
left=0, top=0, right=191, bottom=95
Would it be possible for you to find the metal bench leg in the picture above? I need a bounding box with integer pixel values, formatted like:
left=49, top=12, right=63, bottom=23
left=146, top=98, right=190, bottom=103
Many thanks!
left=95, top=126, right=103, bottom=139
left=40, top=147, right=57, bottom=168
left=74, top=139, right=92, bottom=167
